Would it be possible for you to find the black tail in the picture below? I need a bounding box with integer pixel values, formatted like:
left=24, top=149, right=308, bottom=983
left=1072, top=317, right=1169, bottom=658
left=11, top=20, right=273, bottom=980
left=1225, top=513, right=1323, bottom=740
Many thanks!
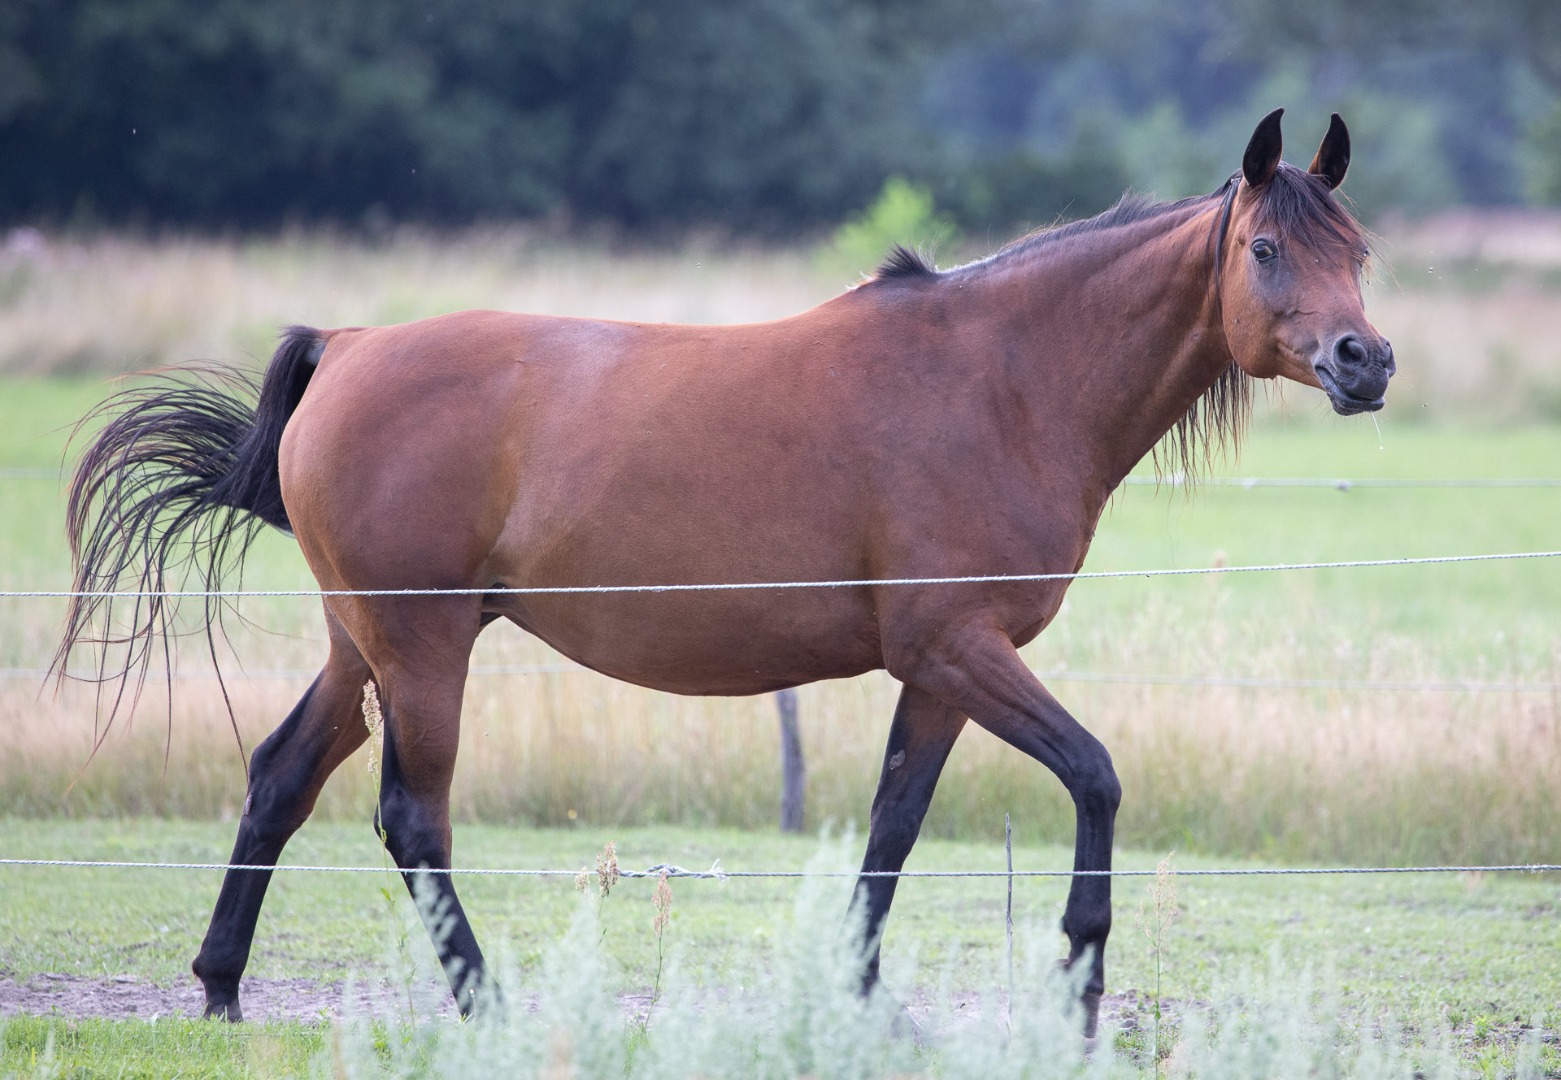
left=53, top=326, right=324, bottom=728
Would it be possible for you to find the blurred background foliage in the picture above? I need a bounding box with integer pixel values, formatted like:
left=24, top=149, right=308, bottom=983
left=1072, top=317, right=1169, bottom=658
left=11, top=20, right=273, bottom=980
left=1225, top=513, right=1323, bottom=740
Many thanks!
left=2, top=0, right=1561, bottom=233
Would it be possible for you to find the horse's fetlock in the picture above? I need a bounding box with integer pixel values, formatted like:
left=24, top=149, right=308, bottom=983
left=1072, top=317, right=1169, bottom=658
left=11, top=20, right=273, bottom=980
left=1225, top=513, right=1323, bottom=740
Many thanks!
left=1062, top=907, right=1112, bottom=949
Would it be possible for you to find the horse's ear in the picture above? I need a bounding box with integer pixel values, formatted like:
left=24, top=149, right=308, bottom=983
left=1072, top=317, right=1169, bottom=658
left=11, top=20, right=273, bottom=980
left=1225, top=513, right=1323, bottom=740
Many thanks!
left=1308, top=113, right=1350, bottom=190
left=1242, top=108, right=1284, bottom=188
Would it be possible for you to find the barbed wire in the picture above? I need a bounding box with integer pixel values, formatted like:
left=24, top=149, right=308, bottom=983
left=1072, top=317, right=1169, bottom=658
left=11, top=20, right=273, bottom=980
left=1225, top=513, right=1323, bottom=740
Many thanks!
left=3, top=549, right=1559, bottom=601
left=0, top=857, right=1556, bottom=879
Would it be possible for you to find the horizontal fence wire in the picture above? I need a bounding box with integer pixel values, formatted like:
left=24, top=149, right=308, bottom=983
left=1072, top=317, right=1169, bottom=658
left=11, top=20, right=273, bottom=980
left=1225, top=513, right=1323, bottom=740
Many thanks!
left=1122, top=475, right=1561, bottom=490
left=8, top=468, right=1561, bottom=489
left=0, top=858, right=1557, bottom=879
left=9, top=664, right=1559, bottom=694
left=3, top=549, right=1560, bottom=601
left=7, top=551, right=1557, bottom=691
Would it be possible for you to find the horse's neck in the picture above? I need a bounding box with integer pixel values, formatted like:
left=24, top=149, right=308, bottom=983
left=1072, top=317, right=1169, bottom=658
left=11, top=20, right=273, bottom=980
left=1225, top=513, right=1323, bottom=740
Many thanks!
left=971, top=207, right=1233, bottom=492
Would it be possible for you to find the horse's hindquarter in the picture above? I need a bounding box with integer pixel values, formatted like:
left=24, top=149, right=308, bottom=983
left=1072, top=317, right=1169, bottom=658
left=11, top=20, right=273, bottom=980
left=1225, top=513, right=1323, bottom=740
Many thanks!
left=280, top=303, right=1096, bottom=696
left=278, top=308, right=881, bottom=693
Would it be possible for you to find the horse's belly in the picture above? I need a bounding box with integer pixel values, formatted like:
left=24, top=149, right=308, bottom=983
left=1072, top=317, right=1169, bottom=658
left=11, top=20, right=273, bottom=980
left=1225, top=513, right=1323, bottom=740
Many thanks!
left=492, top=589, right=883, bottom=697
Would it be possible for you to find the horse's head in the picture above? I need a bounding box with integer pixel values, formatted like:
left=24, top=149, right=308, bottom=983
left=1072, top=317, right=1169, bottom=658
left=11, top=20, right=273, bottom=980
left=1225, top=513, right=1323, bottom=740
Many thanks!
left=1218, top=109, right=1394, bottom=415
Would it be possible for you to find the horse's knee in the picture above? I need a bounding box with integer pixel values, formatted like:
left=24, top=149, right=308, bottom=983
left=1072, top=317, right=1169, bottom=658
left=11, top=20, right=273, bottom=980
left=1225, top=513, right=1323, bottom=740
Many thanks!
left=1084, top=763, right=1121, bottom=817
left=1070, top=742, right=1121, bottom=818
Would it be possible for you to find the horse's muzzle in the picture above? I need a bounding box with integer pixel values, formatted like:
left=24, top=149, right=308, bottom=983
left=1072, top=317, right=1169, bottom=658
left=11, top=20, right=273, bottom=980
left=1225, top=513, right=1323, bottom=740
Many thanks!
left=1314, top=333, right=1394, bottom=415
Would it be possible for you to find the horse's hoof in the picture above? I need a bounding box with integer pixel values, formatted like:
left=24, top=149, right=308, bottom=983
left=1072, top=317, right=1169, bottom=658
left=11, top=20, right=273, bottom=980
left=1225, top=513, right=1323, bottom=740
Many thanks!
left=864, top=982, right=926, bottom=1046
left=459, top=979, right=504, bottom=1023
left=890, top=1001, right=928, bottom=1046
left=202, top=998, right=243, bottom=1022
left=1056, top=957, right=1102, bottom=1039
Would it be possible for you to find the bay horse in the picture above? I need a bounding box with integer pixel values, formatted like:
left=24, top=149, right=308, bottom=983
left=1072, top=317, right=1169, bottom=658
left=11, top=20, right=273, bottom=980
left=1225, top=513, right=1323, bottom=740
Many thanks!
left=56, top=109, right=1392, bottom=1033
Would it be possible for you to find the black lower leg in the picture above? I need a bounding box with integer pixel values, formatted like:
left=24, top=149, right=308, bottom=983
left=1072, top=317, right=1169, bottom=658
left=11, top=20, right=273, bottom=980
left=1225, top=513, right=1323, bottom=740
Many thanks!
left=1060, top=764, right=1120, bottom=1038
left=376, top=743, right=489, bottom=1015
left=915, top=641, right=1120, bottom=1040
left=851, top=686, right=965, bottom=994
left=193, top=679, right=347, bottom=1020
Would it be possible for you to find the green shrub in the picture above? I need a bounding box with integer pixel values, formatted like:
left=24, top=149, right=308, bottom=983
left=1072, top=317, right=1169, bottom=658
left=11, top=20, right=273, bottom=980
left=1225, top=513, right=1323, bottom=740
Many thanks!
left=324, top=846, right=1557, bottom=1078
left=818, top=177, right=959, bottom=282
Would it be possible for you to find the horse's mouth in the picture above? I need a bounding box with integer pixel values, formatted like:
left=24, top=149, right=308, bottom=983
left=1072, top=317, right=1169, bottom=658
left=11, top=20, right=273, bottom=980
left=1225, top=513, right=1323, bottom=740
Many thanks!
left=1315, top=366, right=1386, bottom=415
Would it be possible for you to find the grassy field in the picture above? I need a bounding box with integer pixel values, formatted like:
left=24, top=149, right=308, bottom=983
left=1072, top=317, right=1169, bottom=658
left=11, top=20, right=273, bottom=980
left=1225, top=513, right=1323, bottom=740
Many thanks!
left=1, top=820, right=1558, bottom=1076
left=0, top=231, right=1558, bottom=1075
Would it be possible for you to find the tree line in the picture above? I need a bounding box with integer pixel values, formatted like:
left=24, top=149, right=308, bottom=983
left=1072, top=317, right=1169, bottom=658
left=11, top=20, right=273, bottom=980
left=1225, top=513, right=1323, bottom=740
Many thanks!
left=3, top=0, right=1560, bottom=232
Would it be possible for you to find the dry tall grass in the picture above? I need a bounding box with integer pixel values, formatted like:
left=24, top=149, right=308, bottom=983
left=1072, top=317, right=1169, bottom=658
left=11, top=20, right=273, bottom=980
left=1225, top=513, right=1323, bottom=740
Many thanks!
left=5, top=595, right=1555, bottom=867
left=1367, top=209, right=1561, bottom=419
left=0, top=228, right=837, bottom=377
left=3, top=217, right=1561, bottom=420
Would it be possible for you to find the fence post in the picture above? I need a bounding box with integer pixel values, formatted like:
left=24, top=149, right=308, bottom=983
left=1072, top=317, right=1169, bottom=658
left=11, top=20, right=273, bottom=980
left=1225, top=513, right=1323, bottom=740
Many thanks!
left=776, top=688, right=805, bottom=833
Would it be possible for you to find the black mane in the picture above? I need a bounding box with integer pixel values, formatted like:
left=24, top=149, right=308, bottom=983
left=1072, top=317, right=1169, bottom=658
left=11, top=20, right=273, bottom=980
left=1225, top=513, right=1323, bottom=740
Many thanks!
left=984, top=162, right=1367, bottom=271
left=874, top=244, right=937, bottom=279
left=876, top=161, right=1367, bottom=286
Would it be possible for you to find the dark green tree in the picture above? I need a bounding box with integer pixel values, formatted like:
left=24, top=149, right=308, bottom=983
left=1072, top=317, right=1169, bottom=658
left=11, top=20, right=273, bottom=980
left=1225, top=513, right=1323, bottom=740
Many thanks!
left=0, top=0, right=974, bottom=229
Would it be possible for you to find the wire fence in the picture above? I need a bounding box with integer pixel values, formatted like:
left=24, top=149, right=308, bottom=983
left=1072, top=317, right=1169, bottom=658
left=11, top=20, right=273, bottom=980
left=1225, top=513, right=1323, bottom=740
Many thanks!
left=2, top=478, right=1557, bottom=900
left=3, top=548, right=1559, bottom=600
left=1, top=856, right=1557, bottom=880
left=8, top=467, right=1561, bottom=489
left=9, top=663, right=1560, bottom=695
left=6, top=549, right=1557, bottom=693
left=5, top=550, right=1559, bottom=692
left=1121, top=475, right=1561, bottom=490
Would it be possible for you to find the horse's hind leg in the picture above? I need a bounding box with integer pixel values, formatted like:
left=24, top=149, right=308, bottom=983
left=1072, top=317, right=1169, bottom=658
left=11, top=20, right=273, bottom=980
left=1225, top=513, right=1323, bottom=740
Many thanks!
left=852, top=685, right=966, bottom=993
left=361, top=599, right=489, bottom=1015
left=192, top=609, right=372, bottom=1020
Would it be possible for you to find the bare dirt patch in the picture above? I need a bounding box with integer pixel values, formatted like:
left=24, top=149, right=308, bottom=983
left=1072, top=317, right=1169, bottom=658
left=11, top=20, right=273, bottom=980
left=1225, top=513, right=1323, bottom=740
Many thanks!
left=0, top=971, right=1138, bottom=1034
left=0, top=971, right=460, bottom=1023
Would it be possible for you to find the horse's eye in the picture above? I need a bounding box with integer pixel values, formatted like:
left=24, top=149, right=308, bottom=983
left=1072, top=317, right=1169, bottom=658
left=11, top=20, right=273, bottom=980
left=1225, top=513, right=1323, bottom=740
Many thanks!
left=1252, top=239, right=1278, bottom=263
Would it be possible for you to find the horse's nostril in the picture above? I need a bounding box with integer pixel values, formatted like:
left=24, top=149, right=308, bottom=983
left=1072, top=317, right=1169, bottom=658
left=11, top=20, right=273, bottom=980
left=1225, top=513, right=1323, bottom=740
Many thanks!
left=1382, top=339, right=1396, bottom=375
left=1334, top=334, right=1369, bottom=368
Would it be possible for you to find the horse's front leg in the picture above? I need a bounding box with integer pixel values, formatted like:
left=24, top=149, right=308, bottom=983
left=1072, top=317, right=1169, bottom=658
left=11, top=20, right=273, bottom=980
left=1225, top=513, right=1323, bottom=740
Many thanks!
left=851, top=685, right=967, bottom=995
left=899, top=627, right=1120, bottom=1038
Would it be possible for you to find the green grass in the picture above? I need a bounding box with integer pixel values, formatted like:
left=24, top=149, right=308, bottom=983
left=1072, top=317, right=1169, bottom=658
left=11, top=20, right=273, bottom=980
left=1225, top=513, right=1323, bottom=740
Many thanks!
left=1, top=1016, right=321, bottom=1079
left=4, top=818, right=1557, bottom=1022
left=1, top=821, right=1557, bottom=1076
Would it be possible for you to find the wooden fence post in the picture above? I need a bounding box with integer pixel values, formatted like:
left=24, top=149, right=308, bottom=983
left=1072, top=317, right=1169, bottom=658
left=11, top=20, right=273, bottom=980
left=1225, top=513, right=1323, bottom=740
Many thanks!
left=776, top=688, right=805, bottom=833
